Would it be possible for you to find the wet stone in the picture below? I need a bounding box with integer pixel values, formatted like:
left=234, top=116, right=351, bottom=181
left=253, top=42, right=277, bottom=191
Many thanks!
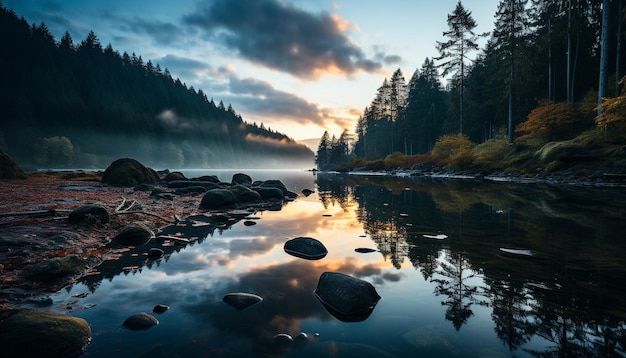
left=113, top=221, right=154, bottom=246
left=68, top=204, right=111, bottom=224
left=284, top=237, right=328, bottom=260
left=123, top=312, right=159, bottom=330
left=314, top=271, right=381, bottom=322
left=222, top=292, right=263, bottom=311
left=147, top=248, right=164, bottom=259
left=153, top=304, right=169, bottom=314
left=273, top=333, right=294, bottom=344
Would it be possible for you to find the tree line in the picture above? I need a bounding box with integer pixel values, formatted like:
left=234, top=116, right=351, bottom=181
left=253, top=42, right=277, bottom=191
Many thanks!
left=316, top=0, right=626, bottom=170
left=0, top=4, right=313, bottom=168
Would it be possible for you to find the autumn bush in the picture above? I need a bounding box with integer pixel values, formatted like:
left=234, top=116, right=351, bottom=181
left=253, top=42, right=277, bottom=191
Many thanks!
left=473, top=138, right=513, bottom=170
left=431, top=134, right=477, bottom=169
left=515, top=100, right=582, bottom=144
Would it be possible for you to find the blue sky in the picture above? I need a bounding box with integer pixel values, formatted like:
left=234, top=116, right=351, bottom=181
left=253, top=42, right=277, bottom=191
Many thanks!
left=4, top=0, right=501, bottom=144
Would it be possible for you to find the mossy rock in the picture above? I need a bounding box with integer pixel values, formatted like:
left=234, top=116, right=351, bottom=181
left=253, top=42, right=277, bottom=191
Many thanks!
left=163, top=171, right=186, bottom=182
left=0, top=150, right=26, bottom=179
left=0, top=309, right=91, bottom=358
left=252, top=186, right=285, bottom=200
left=231, top=173, right=252, bottom=185
left=101, top=158, right=159, bottom=186
left=229, top=184, right=263, bottom=204
left=113, top=221, right=154, bottom=246
left=199, top=188, right=239, bottom=210
left=68, top=204, right=111, bottom=224
left=24, top=254, right=100, bottom=282
left=258, top=179, right=298, bottom=198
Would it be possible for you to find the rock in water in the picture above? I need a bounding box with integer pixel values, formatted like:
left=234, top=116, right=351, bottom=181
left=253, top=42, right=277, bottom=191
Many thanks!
left=123, top=312, right=159, bottom=330
left=153, top=304, right=169, bottom=314
left=284, top=237, right=328, bottom=260
left=113, top=221, right=154, bottom=246
left=199, top=189, right=239, bottom=210
left=231, top=173, right=252, bottom=185
left=272, top=333, right=294, bottom=344
left=147, top=248, right=164, bottom=259
left=0, top=309, right=91, bottom=357
left=355, top=248, right=378, bottom=253
left=314, top=272, right=381, bottom=322
left=101, top=158, right=159, bottom=186
left=222, top=292, right=263, bottom=310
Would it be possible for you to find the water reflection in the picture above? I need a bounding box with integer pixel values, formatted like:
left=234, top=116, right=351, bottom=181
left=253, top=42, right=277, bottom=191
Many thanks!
left=48, top=172, right=626, bottom=357
left=316, top=173, right=626, bottom=356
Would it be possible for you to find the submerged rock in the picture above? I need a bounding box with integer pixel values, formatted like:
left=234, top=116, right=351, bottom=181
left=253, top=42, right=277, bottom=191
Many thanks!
left=101, top=158, right=159, bottom=186
left=113, top=221, right=154, bottom=246
left=314, top=272, right=381, bottom=322
left=301, top=188, right=315, bottom=197
left=284, top=237, right=328, bottom=260
left=272, top=333, right=294, bottom=344
left=123, top=312, right=159, bottom=330
left=222, top=292, right=263, bottom=311
left=68, top=204, right=111, bottom=224
left=0, top=309, right=91, bottom=358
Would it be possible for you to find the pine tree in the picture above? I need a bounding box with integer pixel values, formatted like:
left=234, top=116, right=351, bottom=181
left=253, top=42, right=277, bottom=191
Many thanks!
left=493, top=0, right=530, bottom=143
left=436, top=0, right=484, bottom=134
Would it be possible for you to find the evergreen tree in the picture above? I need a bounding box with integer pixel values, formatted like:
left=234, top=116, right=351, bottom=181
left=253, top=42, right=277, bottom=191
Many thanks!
left=492, top=0, right=530, bottom=143
left=436, top=1, right=484, bottom=134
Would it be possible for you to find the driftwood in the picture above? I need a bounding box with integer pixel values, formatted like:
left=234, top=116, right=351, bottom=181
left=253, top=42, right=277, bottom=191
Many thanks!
left=0, top=209, right=60, bottom=218
left=112, top=197, right=178, bottom=224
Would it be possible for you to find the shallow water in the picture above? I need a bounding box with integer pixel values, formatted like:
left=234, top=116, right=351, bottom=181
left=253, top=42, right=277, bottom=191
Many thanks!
left=44, top=170, right=626, bottom=357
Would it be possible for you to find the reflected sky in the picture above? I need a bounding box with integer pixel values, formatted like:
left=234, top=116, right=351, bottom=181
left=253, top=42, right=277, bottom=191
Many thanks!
left=43, top=172, right=626, bottom=357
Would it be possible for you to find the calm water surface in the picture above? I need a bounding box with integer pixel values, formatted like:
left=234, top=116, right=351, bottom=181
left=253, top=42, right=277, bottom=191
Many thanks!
left=45, top=170, right=626, bottom=357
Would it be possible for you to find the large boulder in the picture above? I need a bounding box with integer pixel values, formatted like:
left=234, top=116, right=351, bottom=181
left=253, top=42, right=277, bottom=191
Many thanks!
left=252, top=186, right=285, bottom=200
left=258, top=180, right=298, bottom=198
left=231, top=173, right=252, bottom=185
left=0, top=309, right=91, bottom=358
left=0, top=150, right=26, bottom=179
left=314, top=272, right=381, bottom=322
left=101, top=158, right=159, bottom=186
left=229, top=184, right=263, bottom=204
left=200, top=188, right=239, bottom=210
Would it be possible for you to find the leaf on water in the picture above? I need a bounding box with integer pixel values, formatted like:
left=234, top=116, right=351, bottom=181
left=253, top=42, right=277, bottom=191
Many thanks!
left=422, top=234, right=448, bottom=240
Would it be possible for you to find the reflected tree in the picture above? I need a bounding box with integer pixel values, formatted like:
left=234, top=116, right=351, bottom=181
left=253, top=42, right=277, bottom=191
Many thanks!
left=431, top=250, right=488, bottom=330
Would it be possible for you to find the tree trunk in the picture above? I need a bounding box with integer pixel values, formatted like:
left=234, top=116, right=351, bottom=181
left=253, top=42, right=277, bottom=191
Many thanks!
left=598, top=0, right=611, bottom=114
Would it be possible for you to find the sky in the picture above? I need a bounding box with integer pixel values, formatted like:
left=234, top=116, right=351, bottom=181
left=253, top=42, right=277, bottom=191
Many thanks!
left=4, top=0, right=501, bottom=147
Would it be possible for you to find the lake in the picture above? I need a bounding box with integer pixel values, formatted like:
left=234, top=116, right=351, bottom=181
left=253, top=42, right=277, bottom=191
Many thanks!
left=43, top=170, right=626, bottom=357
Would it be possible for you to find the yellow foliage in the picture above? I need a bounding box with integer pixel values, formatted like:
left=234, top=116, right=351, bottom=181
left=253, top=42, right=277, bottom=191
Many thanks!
left=431, top=134, right=477, bottom=169
left=516, top=100, right=579, bottom=144
left=596, top=82, right=626, bottom=127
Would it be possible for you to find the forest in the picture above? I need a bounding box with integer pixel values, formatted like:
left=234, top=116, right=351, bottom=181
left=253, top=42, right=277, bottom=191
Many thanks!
left=0, top=4, right=314, bottom=169
left=316, top=0, right=626, bottom=173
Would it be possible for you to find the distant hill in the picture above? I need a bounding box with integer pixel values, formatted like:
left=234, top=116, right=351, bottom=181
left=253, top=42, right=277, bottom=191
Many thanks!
left=0, top=4, right=314, bottom=169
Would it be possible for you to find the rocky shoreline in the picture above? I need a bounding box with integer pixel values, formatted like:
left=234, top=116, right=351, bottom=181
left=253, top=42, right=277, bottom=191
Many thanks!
left=0, top=158, right=315, bottom=357
left=318, top=167, right=626, bottom=189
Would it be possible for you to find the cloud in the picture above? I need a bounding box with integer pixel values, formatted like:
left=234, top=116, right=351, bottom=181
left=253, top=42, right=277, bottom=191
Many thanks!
left=183, top=0, right=384, bottom=79
left=156, top=54, right=212, bottom=79
left=227, top=75, right=324, bottom=125
left=122, top=17, right=182, bottom=46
